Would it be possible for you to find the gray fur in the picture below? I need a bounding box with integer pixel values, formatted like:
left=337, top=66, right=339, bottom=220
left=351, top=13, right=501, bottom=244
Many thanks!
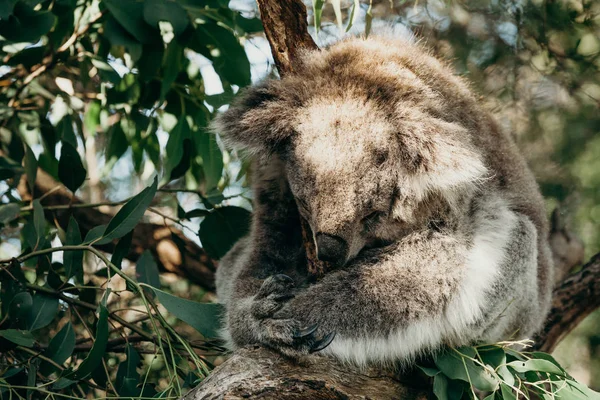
left=213, top=35, right=553, bottom=366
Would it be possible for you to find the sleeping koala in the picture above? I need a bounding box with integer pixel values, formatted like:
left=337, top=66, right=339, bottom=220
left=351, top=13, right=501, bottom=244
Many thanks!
left=213, top=35, right=554, bottom=366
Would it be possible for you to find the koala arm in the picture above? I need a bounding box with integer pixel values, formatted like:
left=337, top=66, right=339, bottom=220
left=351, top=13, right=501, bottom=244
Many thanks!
left=266, top=200, right=545, bottom=365
left=216, top=159, right=309, bottom=347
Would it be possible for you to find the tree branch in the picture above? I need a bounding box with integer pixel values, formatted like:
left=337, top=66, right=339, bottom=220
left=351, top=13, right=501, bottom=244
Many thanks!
left=22, top=168, right=216, bottom=291
left=182, top=347, right=430, bottom=400
left=256, top=0, right=318, bottom=75
left=535, top=252, right=600, bottom=353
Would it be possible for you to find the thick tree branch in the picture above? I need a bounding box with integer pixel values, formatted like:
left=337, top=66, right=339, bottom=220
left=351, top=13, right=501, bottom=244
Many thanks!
left=535, top=252, right=600, bottom=353
left=182, top=347, right=429, bottom=400
left=22, top=168, right=216, bottom=291
left=256, top=0, right=318, bottom=75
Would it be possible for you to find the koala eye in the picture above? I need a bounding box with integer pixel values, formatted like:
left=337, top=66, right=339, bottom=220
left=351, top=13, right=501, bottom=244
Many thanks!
left=362, top=211, right=384, bottom=224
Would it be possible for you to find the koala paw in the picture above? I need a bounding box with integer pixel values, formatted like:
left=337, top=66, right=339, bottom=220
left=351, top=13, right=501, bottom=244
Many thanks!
left=250, top=274, right=336, bottom=357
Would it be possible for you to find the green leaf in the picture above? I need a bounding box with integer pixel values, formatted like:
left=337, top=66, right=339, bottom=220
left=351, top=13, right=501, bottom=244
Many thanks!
left=418, top=365, right=440, bottom=377
left=143, top=0, right=189, bottom=35
left=433, top=373, right=449, bottom=400
left=506, top=359, right=566, bottom=376
left=63, top=217, right=83, bottom=282
left=96, top=177, right=157, bottom=244
left=479, top=346, right=515, bottom=386
left=0, top=203, right=21, bottom=224
left=58, top=142, right=86, bottom=193
left=184, top=208, right=210, bottom=219
left=103, top=0, right=158, bottom=44
left=57, top=115, right=77, bottom=148
left=0, top=0, right=17, bottom=19
left=116, top=344, right=141, bottom=397
left=26, top=294, right=59, bottom=331
left=235, top=15, right=263, bottom=34
left=41, top=322, right=75, bottom=374
left=9, top=292, right=32, bottom=322
left=6, top=46, right=45, bottom=68
left=32, top=199, right=46, bottom=244
left=24, top=144, right=37, bottom=193
left=0, top=329, right=35, bottom=347
left=195, top=131, right=223, bottom=191
left=160, top=40, right=183, bottom=103
left=164, top=116, right=190, bottom=180
left=435, top=347, right=499, bottom=392
left=111, top=230, right=133, bottom=270
left=135, top=250, right=160, bottom=290
left=52, top=377, right=77, bottom=390
left=500, top=383, right=516, bottom=400
left=83, top=224, right=107, bottom=243
left=105, top=122, right=129, bottom=162
left=0, top=4, right=56, bottom=43
left=0, top=156, right=25, bottom=180
left=312, top=0, right=325, bottom=32
left=365, top=2, right=373, bottom=37
left=199, top=206, right=251, bottom=259
left=103, top=16, right=143, bottom=62
left=64, top=303, right=109, bottom=380
left=194, top=23, right=251, bottom=86
left=345, top=0, right=360, bottom=32
left=147, top=286, right=223, bottom=338
left=529, top=352, right=567, bottom=373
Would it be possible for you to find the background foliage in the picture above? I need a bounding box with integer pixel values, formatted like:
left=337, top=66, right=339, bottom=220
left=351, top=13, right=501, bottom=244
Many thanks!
left=0, top=0, right=598, bottom=398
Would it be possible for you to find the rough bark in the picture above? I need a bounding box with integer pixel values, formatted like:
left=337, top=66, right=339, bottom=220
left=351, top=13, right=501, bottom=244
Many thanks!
left=256, top=0, right=318, bottom=75
left=183, top=347, right=430, bottom=400
left=24, top=168, right=217, bottom=291
left=535, top=252, right=600, bottom=353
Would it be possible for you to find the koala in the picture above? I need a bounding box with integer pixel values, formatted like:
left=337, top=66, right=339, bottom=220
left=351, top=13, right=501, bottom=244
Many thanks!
left=212, top=35, right=554, bottom=366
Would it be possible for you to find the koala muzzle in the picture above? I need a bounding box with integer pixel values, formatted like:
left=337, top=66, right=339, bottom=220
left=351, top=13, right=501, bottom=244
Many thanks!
left=316, top=233, right=348, bottom=265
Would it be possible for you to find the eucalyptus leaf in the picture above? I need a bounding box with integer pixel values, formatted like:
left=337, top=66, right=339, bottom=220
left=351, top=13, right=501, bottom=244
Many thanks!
left=96, top=177, right=157, bottom=244
left=58, top=142, right=86, bottom=193
left=199, top=206, right=251, bottom=259
left=41, top=322, right=75, bottom=374
left=506, top=359, right=565, bottom=376
left=64, top=303, right=109, bottom=380
left=435, top=348, right=499, bottom=392
left=26, top=294, right=59, bottom=331
left=143, top=0, right=189, bottom=35
left=24, top=144, right=37, bottom=192
left=147, top=286, right=223, bottom=338
left=63, top=217, right=83, bottom=282
left=135, top=250, right=160, bottom=290
left=0, top=203, right=21, bottom=224
left=111, top=230, right=133, bottom=270
left=0, top=329, right=35, bottom=347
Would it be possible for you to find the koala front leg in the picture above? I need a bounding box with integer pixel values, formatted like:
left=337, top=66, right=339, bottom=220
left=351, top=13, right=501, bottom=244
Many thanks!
left=218, top=159, right=326, bottom=353
left=269, top=230, right=468, bottom=361
left=263, top=205, right=539, bottom=364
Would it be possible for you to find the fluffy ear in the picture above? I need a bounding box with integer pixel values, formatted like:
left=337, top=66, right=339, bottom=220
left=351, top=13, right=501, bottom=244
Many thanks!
left=211, top=83, right=293, bottom=156
left=397, top=117, right=488, bottom=202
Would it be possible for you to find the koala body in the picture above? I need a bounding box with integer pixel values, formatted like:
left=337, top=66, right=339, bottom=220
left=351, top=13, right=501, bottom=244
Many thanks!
left=214, top=35, right=554, bottom=366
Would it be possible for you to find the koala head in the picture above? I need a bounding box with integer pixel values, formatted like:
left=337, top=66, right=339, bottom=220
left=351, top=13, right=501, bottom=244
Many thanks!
left=214, top=37, right=488, bottom=266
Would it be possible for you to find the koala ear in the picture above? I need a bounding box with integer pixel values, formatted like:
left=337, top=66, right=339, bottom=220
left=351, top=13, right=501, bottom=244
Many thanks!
left=397, top=118, right=488, bottom=201
left=211, top=83, right=293, bottom=156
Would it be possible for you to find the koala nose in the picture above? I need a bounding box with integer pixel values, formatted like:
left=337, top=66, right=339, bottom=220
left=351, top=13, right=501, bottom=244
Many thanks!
left=316, top=233, right=348, bottom=265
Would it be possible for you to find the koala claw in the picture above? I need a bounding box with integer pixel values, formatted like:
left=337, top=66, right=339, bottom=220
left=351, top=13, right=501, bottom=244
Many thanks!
left=310, top=331, right=336, bottom=353
left=293, top=323, right=319, bottom=339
